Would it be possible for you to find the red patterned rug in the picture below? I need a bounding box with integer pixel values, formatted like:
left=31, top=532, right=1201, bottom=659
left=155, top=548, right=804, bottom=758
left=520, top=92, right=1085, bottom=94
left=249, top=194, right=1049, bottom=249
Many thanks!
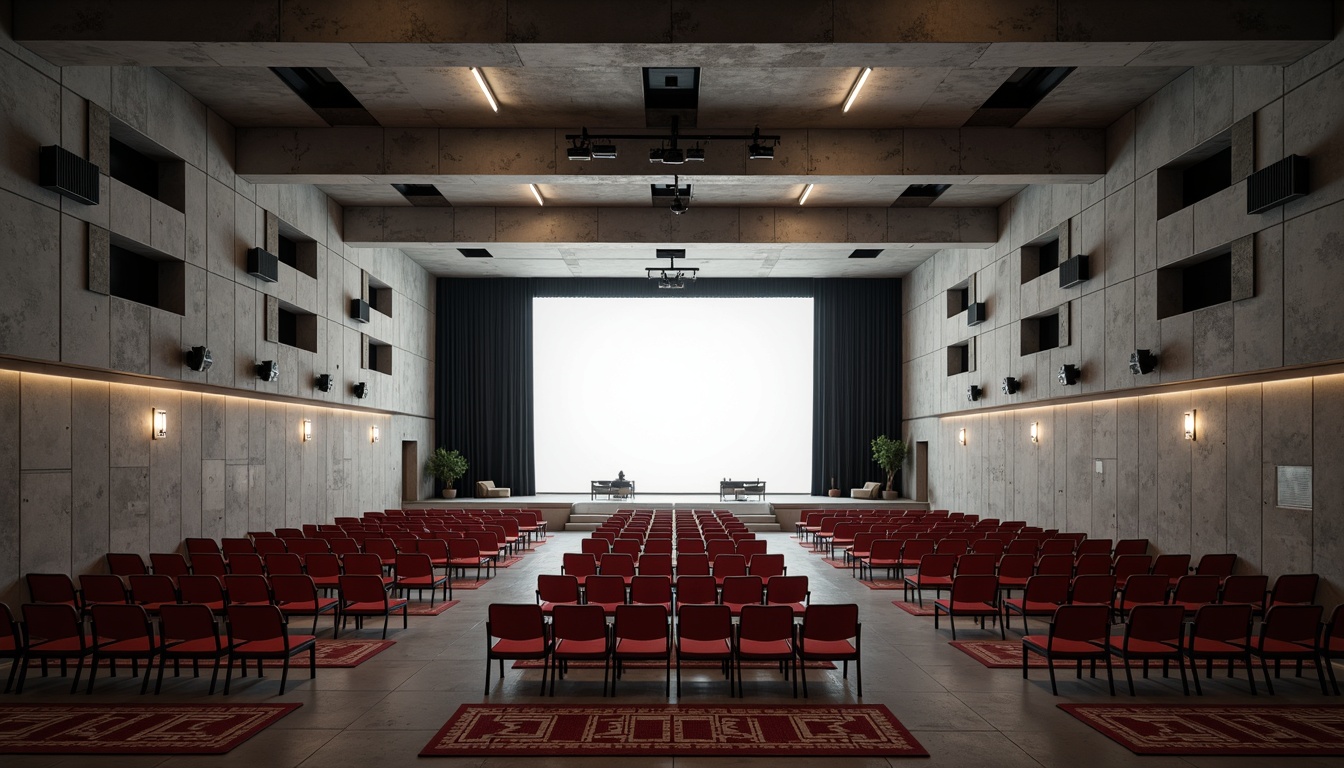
left=407, top=599, right=461, bottom=616
left=450, top=578, right=491, bottom=589
left=892, top=601, right=936, bottom=616
left=256, top=638, right=392, bottom=668
left=420, top=704, right=927, bottom=757
left=1060, top=704, right=1344, bottom=755
left=497, top=555, right=523, bottom=568
left=860, top=579, right=904, bottom=590
left=0, top=704, right=299, bottom=754
left=821, top=557, right=852, bottom=569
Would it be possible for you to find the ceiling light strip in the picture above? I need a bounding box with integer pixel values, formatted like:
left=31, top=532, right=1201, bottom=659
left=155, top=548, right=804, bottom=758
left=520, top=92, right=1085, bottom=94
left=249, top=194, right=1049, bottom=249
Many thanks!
left=798, top=183, right=815, bottom=205
left=470, top=67, right=499, bottom=113
left=842, top=67, right=873, bottom=113
left=528, top=183, right=544, bottom=206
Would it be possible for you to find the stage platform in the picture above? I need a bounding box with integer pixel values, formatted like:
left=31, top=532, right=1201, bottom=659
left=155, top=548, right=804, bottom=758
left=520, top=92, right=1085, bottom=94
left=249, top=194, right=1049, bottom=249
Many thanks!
left=404, top=493, right=929, bottom=532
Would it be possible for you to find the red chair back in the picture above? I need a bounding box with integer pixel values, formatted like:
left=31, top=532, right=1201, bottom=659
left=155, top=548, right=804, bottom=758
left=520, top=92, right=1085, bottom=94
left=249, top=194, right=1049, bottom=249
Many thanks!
left=1270, top=573, right=1319, bottom=605
left=265, top=553, right=305, bottom=575
left=1221, top=574, right=1268, bottom=606
left=747, top=553, right=785, bottom=580
left=955, top=554, right=995, bottom=576
left=178, top=574, right=226, bottom=606
left=1049, top=604, right=1110, bottom=643
left=674, top=575, right=718, bottom=605
left=949, top=574, right=998, bottom=603
left=1069, top=574, right=1116, bottom=604
left=223, top=574, right=271, bottom=604
left=79, top=574, right=128, bottom=606
left=1125, top=604, right=1185, bottom=643
left=599, top=553, right=636, bottom=578
left=1261, top=604, right=1323, bottom=643
left=736, top=604, right=794, bottom=643
left=562, top=552, right=598, bottom=578
left=799, top=603, right=858, bottom=643
left=677, top=553, right=710, bottom=577
left=488, top=603, right=545, bottom=642
left=106, top=553, right=148, bottom=578
left=1194, top=553, right=1237, bottom=578
left=1035, top=554, right=1074, bottom=576
left=1022, top=574, right=1070, bottom=604
left=916, top=553, right=955, bottom=578
left=1190, top=603, right=1253, bottom=642
left=226, top=604, right=288, bottom=643
left=1113, top=538, right=1148, bottom=557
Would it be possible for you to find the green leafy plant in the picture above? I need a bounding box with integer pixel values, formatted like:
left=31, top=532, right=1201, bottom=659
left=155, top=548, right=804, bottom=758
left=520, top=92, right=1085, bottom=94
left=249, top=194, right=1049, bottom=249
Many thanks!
left=870, top=435, right=908, bottom=494
left=426, top=448, right=469, bottom=488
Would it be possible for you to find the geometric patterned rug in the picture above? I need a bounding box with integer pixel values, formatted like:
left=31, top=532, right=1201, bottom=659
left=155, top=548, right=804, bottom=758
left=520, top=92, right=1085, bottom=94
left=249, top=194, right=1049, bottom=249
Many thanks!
left=0, top=704, right=300, bottom=754
left=258, top=638, right=394, bottom=668
left=406, top=599, right=461, bottom=616
left=1059, top=704, right=1344, bottom=755
left=860, top=579, right=904, bottom=590
left=952, top=640, right=1151, bottom=669
left=420, top=704, right=928, bottom=756
left=892, top=601, right=937, bottom=616
left=449, top=578, right=491, bottom=589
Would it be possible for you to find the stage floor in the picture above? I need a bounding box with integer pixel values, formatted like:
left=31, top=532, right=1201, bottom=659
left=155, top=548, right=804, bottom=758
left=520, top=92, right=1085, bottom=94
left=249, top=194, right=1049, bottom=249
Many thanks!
left=407, top=493, right=924, bottom=508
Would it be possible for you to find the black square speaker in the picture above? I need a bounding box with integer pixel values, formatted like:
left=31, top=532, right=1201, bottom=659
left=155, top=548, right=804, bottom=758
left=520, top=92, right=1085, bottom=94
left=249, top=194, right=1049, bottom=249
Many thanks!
left=39, top=145, right=100, bottom=205
left=1059, top=254, right=1090, bottom=288
left=247, top=247, right=279, bottom=283
left=350, top=298, right=370, bottom=323
left=353, top=382, right=369, bottom=399
left=185, top=346, right=213, bottom=372
left=255, top=360, right=280, bottom=382
left=966, top=302, right=987, bottom=326
left=316, top=373, right=333, bottom=392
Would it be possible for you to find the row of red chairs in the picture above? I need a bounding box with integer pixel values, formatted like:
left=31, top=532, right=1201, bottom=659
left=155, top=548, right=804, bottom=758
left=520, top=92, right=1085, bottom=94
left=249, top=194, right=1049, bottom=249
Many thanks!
left=561, top=552, right=786, bottom=583
left=860, top=541, right=1194, bottom=584
left=536, top=573, right=811, bottom=618
left=580, top=537, right=768, bottom=564
left=485, top=602, right=861, bottom=698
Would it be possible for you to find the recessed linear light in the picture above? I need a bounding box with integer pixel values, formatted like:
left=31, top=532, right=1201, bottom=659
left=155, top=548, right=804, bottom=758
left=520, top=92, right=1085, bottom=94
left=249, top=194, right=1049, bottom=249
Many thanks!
left=458, top=248, right=493, bottom=258
left=849, top=249, right=883, bottom=259
left=469, top=67, right=499, bottom=113
left=842, top=67, right=873, bottom=113
left=798, top=183, right=815, bottom=205
left=528, top=183, right=544, bottom=206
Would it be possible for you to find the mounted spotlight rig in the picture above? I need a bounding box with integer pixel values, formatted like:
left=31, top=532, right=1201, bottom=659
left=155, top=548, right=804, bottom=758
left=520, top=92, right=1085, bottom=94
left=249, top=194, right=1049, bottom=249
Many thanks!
left=566, top=116, right=780, bottom=165
left=652, top=175, right=692, bottom=215
left=646, top=248, right=697, bottom=289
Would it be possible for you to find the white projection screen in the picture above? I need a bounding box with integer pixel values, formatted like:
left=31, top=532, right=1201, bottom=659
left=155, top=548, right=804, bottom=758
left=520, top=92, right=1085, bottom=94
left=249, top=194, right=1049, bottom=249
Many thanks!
left=533, top=297, right=814, bottom=493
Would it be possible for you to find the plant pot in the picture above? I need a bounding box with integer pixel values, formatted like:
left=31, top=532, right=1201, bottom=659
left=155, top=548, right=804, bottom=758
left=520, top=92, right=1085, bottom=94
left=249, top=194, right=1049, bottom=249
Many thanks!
left=827, top=489, right=842, bottom=497
left=441, top=489, right=458, bottom=499
left=881, top=490, right=899, bottom=501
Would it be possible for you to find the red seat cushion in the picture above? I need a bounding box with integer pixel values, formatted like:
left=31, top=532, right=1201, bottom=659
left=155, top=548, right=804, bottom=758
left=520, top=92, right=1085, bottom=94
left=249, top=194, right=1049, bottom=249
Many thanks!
left=799, top=639, right=856, bottom=657
left=1022, top=636, right=1104, bottom=656
left=738, top=638, right=792, bottom=656
left=554, top=638, right=607, bottom=656
left=1108, top=637, right=1178, bottom=655
left=679, top=638, right=730, bottom=656
left=614, top=638, right=666, bottom=655
left=491, top=638, right=546, bottom=655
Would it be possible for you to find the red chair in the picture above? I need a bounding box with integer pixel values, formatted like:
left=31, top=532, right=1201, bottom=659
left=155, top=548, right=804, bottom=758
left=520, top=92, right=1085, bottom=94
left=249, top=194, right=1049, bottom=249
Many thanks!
left=708, top=538, right=736, bottom=561
left=364, top=538, right=399, bottom=570
left=599, top=553, right=637, bottom=586
left=1268, top=573, right=1319, bottom=607
left=549, top=604, right=611, bottom=696
left=797, top=603, right=862, bottom=698
left=896, top=539, right=935, bottom=579
left=336, top=574, right=408, bottom=639
left=1035, top=553, right=1074, bottom=576
left=155, top=603, right=231, bottom=694
left=581, top=538, right=611, bottom=563
left=343, top=553, right=393, bottom=588
left=934, top=574, right=1003, bottom=640
left=1073, top=553, right=1112, bottom=577
left=1318, top=604, right=1344, bottom=695
left=221, top=538, right=255, bottom=558
left=1075, top=539, right=1111, bottom=557
left=765, top=575, right=810, bottom=617
left=79, top=574, right=129, bottom=610
left=177, top=574, right=227, bottom=616
left=1039, top=539, right=1076, bottom=557
left=536, top=574, right=581, bottom=616
left=1193, top=553, right=1237, bottom=581
left=450, top=537, right=493, bottom=581
left=226, top=553, right=266, bottom=576
left=747, top=553, right=785, bottom=581
left=711, top=554, right=747, bottom=587
left=613, top=538, right=643, bottom=565
left=675, top=604, right=734, bottom=696
left=674, top=575, right=718, bottom=607
left=1221, top=574, right=1268, bottom=615
left=1022, top=604, right=1115, bottom=695
left=106, top=553, right=148, bottom=582
left=254, top=538, right=287, bottom=556
left=955, top=553, right=996, bottom=576
left=860, top=539, right=903, bottom=581
left=611, top=604, right=671, bottom=695
left=736, top=539, right=767, bottom=559
left=26, top=573, right=82, bottom=609
left=190, top=552, right=229, bottom=577
left=936, top=538, right=970, bottom=557
left=186, top=538, right=222, bottom=558
left=305, top=553, right=342, bottom=592
left=735, top=604, right=797, bottom=697
left=86, top=603, right=158, bottom=694
left=1107, top=604, right=1188, bottom=695
left=129, top=574, right=179, bottom=615
left=903, top=553, right=955, bottom=607
left=561, top=552, right=598, bottom=588
left=582, top=575, right=627, bottom=617
left=222, top=574, right=272, bottom=606
left=1111, top=573, right=1168, bottom=623
left=720, top=576, right=764, bottom=617
left=1248, top=604, right=1327, bottom=694
left=637, top=553, right=673, bottom=578
left=224, top=604, right=316, bottom=695
left=676, top=553, right=710, bottom=577
left=996, top=554, right=1036, bottom=600
left=676, top=538, right=706, bottom=557
left=971, top=538, right=1006, bottom=558
left=16, top=603, right=101, bottom=693
left=1069, top=574, right=1117, bottom=608
left=1151, top=554, right=1192, bottom=588
left=485, top=604, right=550, bottom=696
left=271, top=574, right=338, bottom=635
left=1003, top=574, right=1069, bottom=635
left=1170, top=575, right=1221, bottom=616
left=629, top=576, right=672, bottom=612
left=1111, top=554, right=1153, bottom=589
left=1184, top=603, right=1256, bottom=695
left=1113, top=539, right=1148, bottom=557
left=263, top=552, right=304, bottom=576
left=394, top=553, right=450, bottom=605
left=1, top=603, right=20, bottom=693
left=150, top=553, right=191, bottom=583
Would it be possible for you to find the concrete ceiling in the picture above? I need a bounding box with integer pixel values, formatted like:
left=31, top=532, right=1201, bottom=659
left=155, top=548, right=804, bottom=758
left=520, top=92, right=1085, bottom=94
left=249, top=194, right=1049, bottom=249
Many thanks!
left=14, top=0, right=1334, bottom=279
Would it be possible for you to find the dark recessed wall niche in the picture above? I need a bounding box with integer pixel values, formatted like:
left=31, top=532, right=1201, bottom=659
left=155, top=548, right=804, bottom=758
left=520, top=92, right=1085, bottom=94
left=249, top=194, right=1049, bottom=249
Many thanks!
left=278, top=304, right=318, bottom=353
left=109, top=242, right=185, bottom=315
left=1020, top=231, right=1063, bottom=284
left=1157, top=133, right=1234, bottom=218
left=1157, top=251, right=1233, bottom=319
left=369, top=278, right=393, bottom=318
left=946, top=284, right=969, bottom=318
left=108, top=121, right=186, bottom=213
left=367, top=341, right=393, bottom=375
left=277, top=226, right=318, bottom=279
left=947, top=343, right=971, bottom=376
left=1020, top=311, right=1060, bottom=355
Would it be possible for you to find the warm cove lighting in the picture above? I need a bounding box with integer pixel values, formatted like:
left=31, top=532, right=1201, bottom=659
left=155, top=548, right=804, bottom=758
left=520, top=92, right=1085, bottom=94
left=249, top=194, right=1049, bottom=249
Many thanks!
left=469, top=67, right=499, bottom=112
left=302, top=419, right=313, bottom=442
left=152, top=409, right=167, bottom=440
left=1184, top=410, right=1196, bottom=441
left=1029, top=421, right=1038, bottom=443
left=958, top=428, right=967, bottom=446
left=842, top=67, right=872, bottom=113
left=529, top=183, right=544, bottom=206
left=798, top=183, right=814, bottom=205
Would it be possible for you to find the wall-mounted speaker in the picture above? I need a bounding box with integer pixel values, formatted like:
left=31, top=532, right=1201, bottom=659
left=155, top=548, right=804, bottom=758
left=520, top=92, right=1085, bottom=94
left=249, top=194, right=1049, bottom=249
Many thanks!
left=255, top=360, right=280, bottom=382
left=185, top=346, right=213, bottom=372
left=1059, top=254, right=1090, bottom=288
left=1058, top=364, right=1080, bottom=386
left=1001, top=376, right=1019, bottom=395
left=39, top=145, right=100, bottom=205
left=967, top=385, right=981, bottom=402
left=1247, top=154, right=1308, bottom=213
left=350, top=298, right=370, bottom=323
left=353, top=382, right=369, bottom=399
left=316, top=373, right=333, bottom=392
left=247, top=247, right=279, bottom=283
left=1129, top=349, right=1158, bottom=375
left=966, top=302, right=987, bottom=326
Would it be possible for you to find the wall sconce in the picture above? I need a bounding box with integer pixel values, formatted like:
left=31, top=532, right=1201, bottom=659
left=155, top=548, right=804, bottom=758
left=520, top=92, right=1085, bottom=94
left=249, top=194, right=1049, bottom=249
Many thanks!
left=371, top=426, right=380, bottom=444
left=152, top=409, right=167, bottom=440
left=958, top=428, right=967, bottom=446
left=302, top=419, right=313, bottom=442
left=1184, top=410, right=1196, bottom=441
left=1030, top=422, right=1039, bottom=443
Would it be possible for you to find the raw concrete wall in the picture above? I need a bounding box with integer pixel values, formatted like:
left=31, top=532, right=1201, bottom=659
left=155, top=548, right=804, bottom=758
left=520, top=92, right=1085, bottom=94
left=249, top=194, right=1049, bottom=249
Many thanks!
left=0, top=4, right=435, bottom=604
left=902, top=42, right=1344, bottom=605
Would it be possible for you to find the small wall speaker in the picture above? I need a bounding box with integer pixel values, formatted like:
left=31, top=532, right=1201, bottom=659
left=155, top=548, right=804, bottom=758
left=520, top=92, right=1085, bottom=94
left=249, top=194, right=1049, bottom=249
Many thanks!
left=255, top=360, right=280, bottom=382
left=350, top=298, right=370, bottom=323
left=185, top=346, right=213, bottom=372
left=39, top=145, right=100, bottom=205
left=966, top=302, right=987, bottom=326
left=1001, top=376, right=1019, bottom=395
left=247, top=247, right=279, bottom=283
left=353, top=382, right=369, bottom=399
left=1058, top=364, right=1080, bottom=386
left=316, top=373, right=334, bottom=392
left=1129, top=349, right=1158, bottom=375
left=967, top=385, right=981, bottom=402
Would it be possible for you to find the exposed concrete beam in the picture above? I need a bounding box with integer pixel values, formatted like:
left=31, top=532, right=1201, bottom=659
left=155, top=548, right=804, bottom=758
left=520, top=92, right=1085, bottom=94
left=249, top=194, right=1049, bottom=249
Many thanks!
left=344, top=206, right=999, bottom=249
left=14, top=0, right=1332, bottom=66
left=238, top=127, right=1104, bottom=184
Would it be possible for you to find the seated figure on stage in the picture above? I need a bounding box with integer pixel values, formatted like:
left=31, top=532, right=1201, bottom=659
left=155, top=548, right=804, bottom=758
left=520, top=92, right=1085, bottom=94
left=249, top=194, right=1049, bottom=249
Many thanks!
left=611, top=471, right=631, bottom=488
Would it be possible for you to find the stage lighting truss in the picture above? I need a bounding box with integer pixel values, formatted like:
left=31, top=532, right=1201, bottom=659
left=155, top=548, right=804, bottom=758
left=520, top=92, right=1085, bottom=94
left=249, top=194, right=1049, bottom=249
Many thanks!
left=646, top=248, right=698, bottom=288
left=566, top=118, right=780, bottom=166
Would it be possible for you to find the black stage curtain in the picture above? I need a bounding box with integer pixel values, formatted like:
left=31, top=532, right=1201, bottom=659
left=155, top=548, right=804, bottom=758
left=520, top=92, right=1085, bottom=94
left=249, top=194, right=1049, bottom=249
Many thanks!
left=436, top=279, right=536, bottom=497
left=811, top=279, right=902, bottom=496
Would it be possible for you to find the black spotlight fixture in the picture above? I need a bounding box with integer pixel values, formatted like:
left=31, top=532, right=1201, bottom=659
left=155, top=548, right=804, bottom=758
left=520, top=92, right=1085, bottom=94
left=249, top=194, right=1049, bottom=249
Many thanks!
left=747, top=126, right=775, bottom=160
left=1129, top=349, right=1158, bottom=375
left=185, top=346, right=213, bottom=372
left=1001, top=376, right=1019, bottom=395
left=967, top=385, right=982, bottom=402
left=255, top=360, right=280, bottom=382
left=315, top=373, right=334, bottom=392
left=1058, top=364, right=1081, bottom=386
left=353, top=382, right=369, bottom=399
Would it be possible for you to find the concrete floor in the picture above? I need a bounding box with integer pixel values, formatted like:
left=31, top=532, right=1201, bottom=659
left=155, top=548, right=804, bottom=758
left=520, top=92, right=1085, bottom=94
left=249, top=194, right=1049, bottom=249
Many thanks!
left=8, top=532, right=1341, bottom=768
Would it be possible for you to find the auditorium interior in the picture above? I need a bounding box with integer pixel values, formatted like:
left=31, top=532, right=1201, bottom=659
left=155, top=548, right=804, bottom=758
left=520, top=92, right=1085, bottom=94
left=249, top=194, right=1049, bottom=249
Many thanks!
left=2, top=1, right=1344, bottom=766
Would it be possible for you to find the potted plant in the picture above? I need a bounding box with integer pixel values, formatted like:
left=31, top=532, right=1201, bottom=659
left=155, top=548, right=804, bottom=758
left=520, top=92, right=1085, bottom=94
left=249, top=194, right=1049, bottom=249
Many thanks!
left=426, top=448, right=468, bottom=499
left=870, top=435, right=908, bottom=500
